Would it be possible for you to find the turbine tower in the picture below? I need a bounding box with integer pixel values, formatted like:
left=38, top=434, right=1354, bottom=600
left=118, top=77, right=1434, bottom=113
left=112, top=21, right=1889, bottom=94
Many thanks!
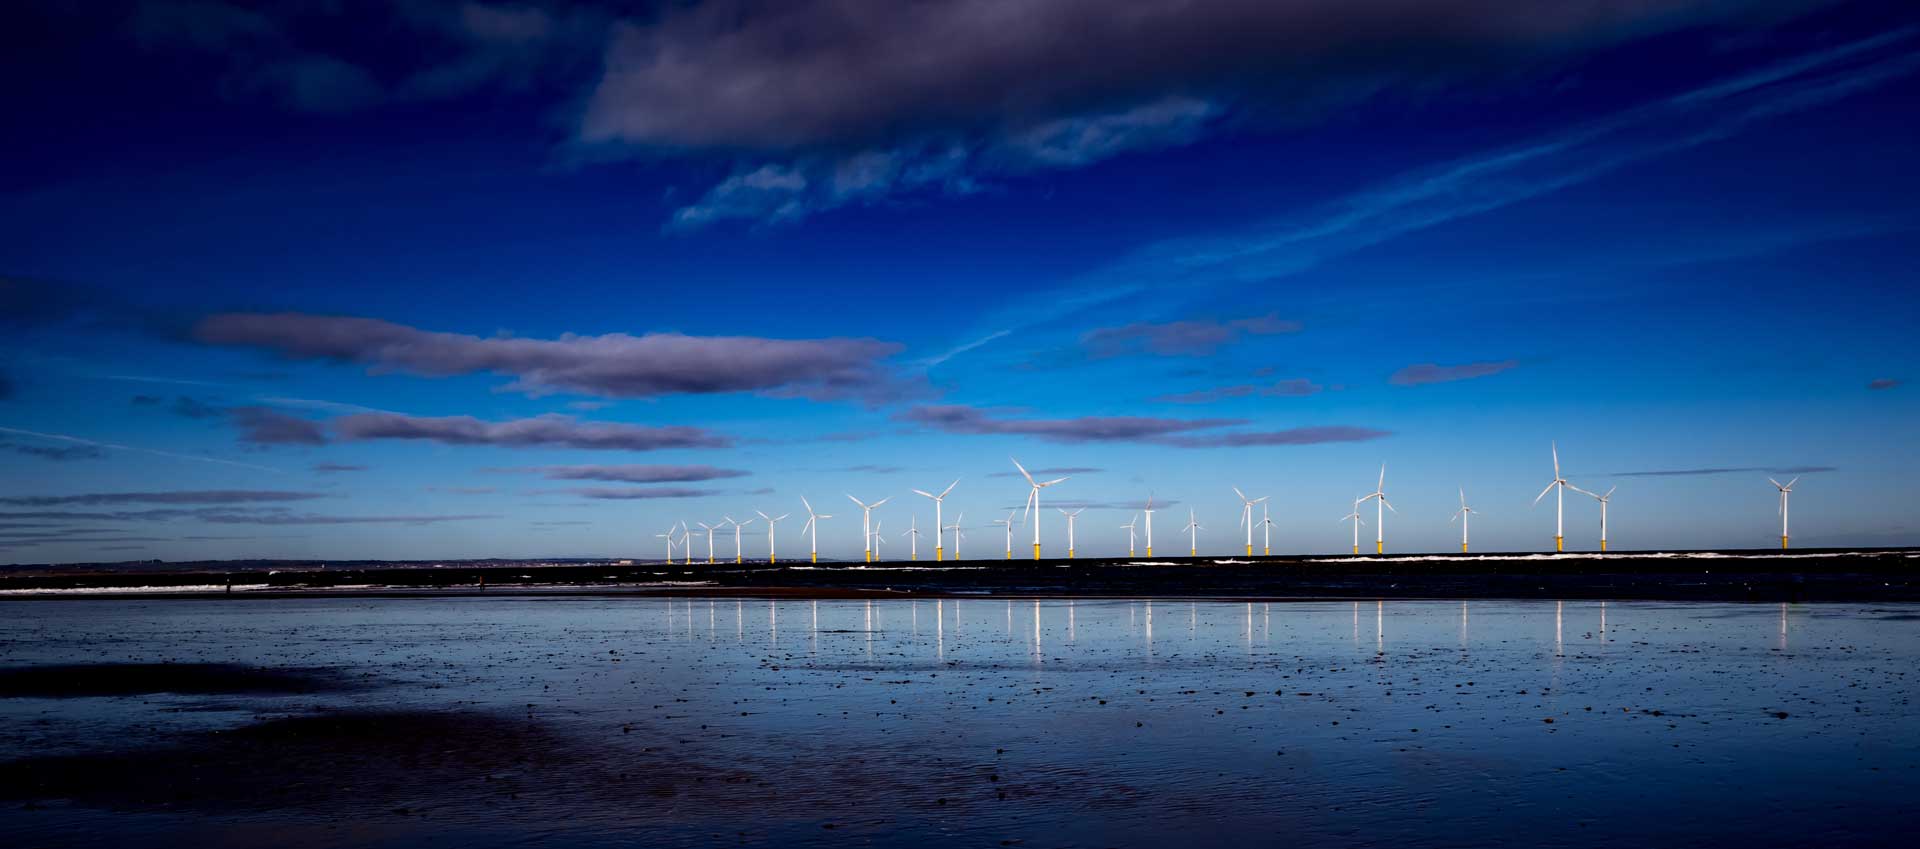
left=945, top=513, right=966, bottom=559
left=725, top=515, right=754, bottom=564
left=1357, top=465, right=1395, bottom=555
left=1451, top=488, right=1478, bottom=553
left=1257, top=502, right=1276, bottom=556
left=903, top=515, right=923, bottom=561
left=1183, top=508, right=1202, bottom=557
left=846, top=493, right=890, bottom=564
left=696, top=521, right=719, bottom=565
left=1342, top=498, right=1366, bottom=555
left=993, top=512, right=1015, bottom=559
left=1532, top=442, right=1573, bottom=552
left=655, top=524, right=677, bottom=563
left=1121, top=513, right=1139, bottom=557
left=1012, top=458, right=1069, bottom=560
left=871, top=520, right=886, bottom=560
left=1143, top=493, right=1156, bottom=557
left=1233, top=487, right=1271, bottom=557
left=911, top=479, right=960, bottom=562
left=801, top=496, right=833, bottom=564
left=1569, top=484, right=1615, bottom=551
left=1057, top=508, right=1084, bottom=558
left=1770, top=477, right=1799, bottom=549
left=757, top=510, right=789, bottom=563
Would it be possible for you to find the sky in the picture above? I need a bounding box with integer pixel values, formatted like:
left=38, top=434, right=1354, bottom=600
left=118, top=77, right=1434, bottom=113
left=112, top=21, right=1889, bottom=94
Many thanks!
left=2, top=0, right=1917, bottom=565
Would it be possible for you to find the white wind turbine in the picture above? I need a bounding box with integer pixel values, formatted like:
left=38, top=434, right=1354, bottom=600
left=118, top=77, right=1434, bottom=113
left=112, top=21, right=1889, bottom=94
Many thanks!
left=1143, top=493, right=1156, bottom=557
left=757, top=510, right=790, bottom=563
left=696, top=521, right=719, bottom=565
left=1341, top=498, right=1366, bottom=555
left=681, top=521, right=695, bottom=565
left=655, top=523, right=677, bottom=563
left=725, top=515, right=755, bottom=564
left=903, top=515, right=923, bottom=561
left=911, top=479, right=960, bottom=562
left=1532, top=442, right=1574, bottom=552
left=1011, top=458, right=1069, bottom=559
left=1451, top=488, right=1478, bottom=553
left=1233, top=487, right=1270, bottom=557
left=1121, top=514, right=1139, bottom=557
left=800, top=496, right=833, bottom=564
left=1357, top=465, right=1395, bottom=555
left=945, top=513, right=966, bottom=559
left=1182, top=508, right=1202, bottom=557
left=1770, top=477, right=1799, bottom=549
left=1569, top=484, right=1615, bottom=552
left=871, top=520, right=887, bottom=560
left=1257, top=502, right=1276, bottom=556
left=993, top=512, right=1015, bottom=560
left=846, top=493, right=891, bottom=563
left=1057, top=508, right=1084, bottom=558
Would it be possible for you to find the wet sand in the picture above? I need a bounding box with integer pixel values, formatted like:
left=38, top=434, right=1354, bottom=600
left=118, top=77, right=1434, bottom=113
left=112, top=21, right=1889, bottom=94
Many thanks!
left=2, top=596, right=1916, bottom=847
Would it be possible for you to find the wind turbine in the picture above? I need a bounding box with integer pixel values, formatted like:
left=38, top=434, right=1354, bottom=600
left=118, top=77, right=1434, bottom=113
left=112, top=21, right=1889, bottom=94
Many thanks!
left=1770, top=477, right=1799, bottom=549
left=757, top=510, right=790, bottom=563
left=696, top=521, right=719, bottom=565
left=903, top=515, right=923, bottom=561
left=1257, top=502, right=1276, bottom=556
left=1182, top=509, right=1202, bottom=557
left=682, top=521, right=695, bottom=565
left=1451, top=488, right=1478, bottom=553
left=911, top=479, right=960, bottom=562
left=1233, top=487, right=1270, bottom=557
left=1143, top=493, right=1158, bottom=557
left=725, top=515, right=754, bottom=564
left=945, top=513, right=966, bottom=559
left=1341, top=498, right=1366, bottom=555
left=1121, top=513, right=1139, bottom=557
left=1532, top=442, right=1573, bottom=552
left=1057, top=508, right=1084, bottom=558
left=655, top=523, right=677, bottom=563
left=846, top=493, right=890, bottom=563
left=1569, top=484, right=1615, bottom=552
left=871, top=520, right=887, bottom=560
left=993, top=512, right=1015, bottom=560
left=1011, top=458, right=1069, bottom=559
left=800, top=497, right=833, bottom=564
left=1357, top=465, right=1395, bottom=555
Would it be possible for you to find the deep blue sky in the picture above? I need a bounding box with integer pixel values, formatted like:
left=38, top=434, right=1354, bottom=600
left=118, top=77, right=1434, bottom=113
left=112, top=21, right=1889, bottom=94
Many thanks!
left=3, top=0, right=1916, bottom=564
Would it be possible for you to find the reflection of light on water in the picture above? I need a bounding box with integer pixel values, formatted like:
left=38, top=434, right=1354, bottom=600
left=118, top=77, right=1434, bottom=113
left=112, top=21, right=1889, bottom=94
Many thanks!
left=708, top=600, right=715, bottom=640
left=1034, top=600, right=1042, bottom=664
left=1244, top=603, right=1253, bottom=654
left=1555, top=600, right=1564, bottom=658
left=1146, top=601, right=1154, bottom=658
left=865, top=600, right=873, bottom=656
left=769, top=600, right=777, bottom=646
left=1376, top=600, right=1383, bottom=654
left=736, top=600, right=743, bottom=642
left=811, top=600, right=818, bottom=655
left=1780, top=602, right=1789, bottom=651
left=936, top=599, right=944, bottom=660
left=1068, top=600, right=1075, bottom=643
left=1460, top=601, right=1469, bottom=647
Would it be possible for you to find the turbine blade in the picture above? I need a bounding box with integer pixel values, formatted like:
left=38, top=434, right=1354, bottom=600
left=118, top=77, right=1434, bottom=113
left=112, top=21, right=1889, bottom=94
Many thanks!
left=941, top=479, right=959, bottom=498
left=1011, top=457, right=1034, bottom=485
left=1768, top=478, right=1782, bottom=489
left=912, top=489, right=934, bottom=499
left=1382, top=498, right=1397, bottom=513
left=1786, top=477, right=1799, bottom=489
left=1233, top=486, right=1246, bottom=501
left=1533, top=480, right=1556, bottom=507
left=1040, top=477, right=1069, bottom=486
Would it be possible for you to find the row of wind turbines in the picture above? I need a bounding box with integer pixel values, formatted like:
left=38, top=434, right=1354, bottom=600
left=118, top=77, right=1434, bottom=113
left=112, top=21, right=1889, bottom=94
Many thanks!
left=649, top=447, right=1809, bottom=564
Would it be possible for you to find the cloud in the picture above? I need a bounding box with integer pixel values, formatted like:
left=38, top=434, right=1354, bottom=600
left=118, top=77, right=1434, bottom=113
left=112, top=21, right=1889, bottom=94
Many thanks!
left=0, top=507, right=492, bottom=526
left=1389, top=360, right=1518, bottom=386
left=987, top=466, right=1102, bottom=478
left=333, top=413, right=729, bottom=452
left=134, top=395, right=227, bottom=419
left=1869, top=378, right=1900, bottom=390
left=0, top=491, right=325, bottom=507
left=842, top=464, right=904, bottom=474
left=1083, top=315, right=1302, bottom=358
left=561, top=487, right=721, bottom=500
left=195, top=312, right=909, bottom=402
left=1610, top=465, right=1836, bottom=477
left=1154, top=379, right=1322, bottom=403
left=0, top=425, right=280, bottom=473
left=230, top=406, right=328, bottom=446
left=499, top=464, right=749, bottom=483
left=899, top=404, right=1242, bottom=443
left=1157, top=426, right=1392, bottom=447
left=0, top=439, right=106, bottom=461
left=312, top=463, right=366, bottom=473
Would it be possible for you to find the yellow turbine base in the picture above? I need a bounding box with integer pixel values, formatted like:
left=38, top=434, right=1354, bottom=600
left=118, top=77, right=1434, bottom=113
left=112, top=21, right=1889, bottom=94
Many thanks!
left=735, top=556, right=741, bottom=564
left=1600, top=540, right=1608, bottom=552
left=1461, top=542, right=1469, bottom=553
left=1263, top=547, right=1270, bottom=556
left=1005, top=550, right=1011, bottom=560
left=1352, top=545, right=1359, bottom=555
left=910, top=553, right=917, bottom=562
left=1245, top=545, right=1253, bottom=557
left=935, top=547, right=944, bottom=562
left=811, top=553, right=817, bottom=564
left=1068, top=549, right=1075, bottom=559
left=1375, top=540, right=1383, bottom=555
left=1555, top=536, right=1563, bottom=553
left=1032, top=543, right=1041, bottom=560
left=770, top=555, right=776, bottom=564
left=1145, top=547, right=1152, bottom=557
left=1782, top=535, right=1790, bottom=550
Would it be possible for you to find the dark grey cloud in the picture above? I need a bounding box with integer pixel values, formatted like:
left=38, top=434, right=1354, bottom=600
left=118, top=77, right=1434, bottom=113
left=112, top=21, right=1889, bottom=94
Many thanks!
left=1083, top=315, right=1301, bottom=358
left=312, top=462, right=367, bottom=473
left=498, top=464, right=749, bottom=483
left=1869, top=378, right=1900, bottom=390
left=1154, top=379, right=1323, bottom=404
left=0, top=439, right=107, bottom=461
left=842, top=464, right=904, bottom=474
left=562, top=487, right=721, bottom=500
left=0, top=507, right=491, bottom=526
left=1389, top=360, right=1518, bottom=386
left=580, top=0, right=1814, bottom=223
left=229, top=405, right=329, bottom=445
left=1157, top=426, right=1392, bottom=448
left=333, top=413, right=729, bottom=452
left=195, top=312, right=909, bottom=402
left=0, top=491, right=325, bottom=507
left=899, top=405, right=1243, bottom=443
left=1610, top=465, right=1836, bottom=477
left=987, top=466, right=1103, bottom=478
left=134, top=395, right=226, bottom=419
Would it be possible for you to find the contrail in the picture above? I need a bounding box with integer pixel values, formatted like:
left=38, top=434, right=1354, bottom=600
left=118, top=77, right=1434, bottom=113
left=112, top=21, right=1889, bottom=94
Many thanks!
left=0, top=425, right=283, bottom=474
